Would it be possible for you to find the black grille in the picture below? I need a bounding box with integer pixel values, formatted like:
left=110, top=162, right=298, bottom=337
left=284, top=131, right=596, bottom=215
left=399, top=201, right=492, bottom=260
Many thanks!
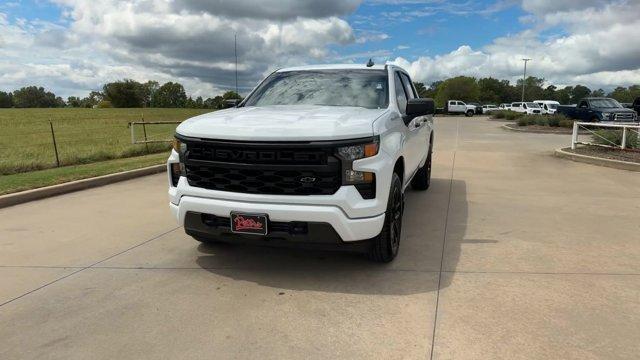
left=183, top=139, right=342, bottom=195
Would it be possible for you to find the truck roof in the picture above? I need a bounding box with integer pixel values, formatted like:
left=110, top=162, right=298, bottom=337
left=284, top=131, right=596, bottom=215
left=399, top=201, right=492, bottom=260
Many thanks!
left=277, top=63, right=389, bottom=72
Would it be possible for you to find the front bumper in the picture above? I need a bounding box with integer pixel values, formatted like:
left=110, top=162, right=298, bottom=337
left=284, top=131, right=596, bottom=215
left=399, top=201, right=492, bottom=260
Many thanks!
left=167, top=142, right=394, bottom=242
left=169, top=196, right=385, bottom=242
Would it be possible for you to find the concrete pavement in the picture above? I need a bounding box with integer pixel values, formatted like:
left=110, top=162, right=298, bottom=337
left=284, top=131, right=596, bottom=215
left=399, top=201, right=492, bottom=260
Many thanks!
left=1, top=116, right=639, bottom=359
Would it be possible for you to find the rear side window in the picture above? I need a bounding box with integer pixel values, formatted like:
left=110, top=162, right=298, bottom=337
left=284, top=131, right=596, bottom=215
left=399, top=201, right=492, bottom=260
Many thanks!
left=399, top=73, right=416, bottom=99
left=394, top=72, right=408, bottom=114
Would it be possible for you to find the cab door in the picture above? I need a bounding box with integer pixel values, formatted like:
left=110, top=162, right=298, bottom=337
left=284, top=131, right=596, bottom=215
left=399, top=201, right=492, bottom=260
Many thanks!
left=394, top=71, right=429, bottom=180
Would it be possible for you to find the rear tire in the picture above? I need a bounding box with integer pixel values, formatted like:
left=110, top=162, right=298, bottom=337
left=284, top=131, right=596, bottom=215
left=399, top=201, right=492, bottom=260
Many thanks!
left=465, top=110, right=474, bottom=117
left=368, top=173, right=403, bottom=263
left=411, top=140, right=432, bottom=191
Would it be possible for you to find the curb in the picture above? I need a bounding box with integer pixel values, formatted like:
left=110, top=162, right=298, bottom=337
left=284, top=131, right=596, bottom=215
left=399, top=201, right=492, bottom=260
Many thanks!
left=501, top=123, right=573, bottom=134
left=554, top=147, right=640, bottom=172
left=0, top=164, right=166, bottom=209
left=500, top=123, right=591, bottom=135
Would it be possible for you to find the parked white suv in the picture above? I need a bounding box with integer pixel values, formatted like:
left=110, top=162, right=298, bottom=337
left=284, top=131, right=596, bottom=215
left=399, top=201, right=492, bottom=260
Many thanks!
left=511, top=102, right=542, bottom=115
left=446, top=100, right=476, bottom=116
left=534, top=100, right=560, bottom=114
left=167, top=64, right=435, bottom=262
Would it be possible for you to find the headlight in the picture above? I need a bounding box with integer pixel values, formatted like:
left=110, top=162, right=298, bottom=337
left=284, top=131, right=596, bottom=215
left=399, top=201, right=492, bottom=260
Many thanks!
left=601, top=112, right=611, bottom=120
left=336, top=142, right=379, bottom=161
left=172, top=138, right=187, bottom=153
left=336, top=141, right=378, bottom=190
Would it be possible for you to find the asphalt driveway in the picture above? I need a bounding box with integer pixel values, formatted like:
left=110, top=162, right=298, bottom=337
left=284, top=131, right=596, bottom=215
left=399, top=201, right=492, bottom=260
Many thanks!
left=1, top=117, right=639, bottom=359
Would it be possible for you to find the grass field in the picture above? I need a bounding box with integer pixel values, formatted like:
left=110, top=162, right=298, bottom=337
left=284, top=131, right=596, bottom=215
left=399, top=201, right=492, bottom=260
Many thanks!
left=0, top=152, right=168, bottom=195
left=0, top=108, right=212, bottom=175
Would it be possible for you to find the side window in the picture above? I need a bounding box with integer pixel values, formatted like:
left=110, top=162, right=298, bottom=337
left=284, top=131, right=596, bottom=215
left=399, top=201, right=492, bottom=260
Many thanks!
left=523, top=104, right=528, bottom=109
left=579, top=101, right=588, bottom=108
left=394, top=72, right=408, bottom=114
left=400, top=73, right=416, bottom=99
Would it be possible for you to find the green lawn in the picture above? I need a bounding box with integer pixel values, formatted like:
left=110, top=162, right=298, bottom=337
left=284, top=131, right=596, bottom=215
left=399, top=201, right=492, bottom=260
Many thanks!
left=0, top=108, right=211, bottom=175
left=0, top=152, right=169, bottom=195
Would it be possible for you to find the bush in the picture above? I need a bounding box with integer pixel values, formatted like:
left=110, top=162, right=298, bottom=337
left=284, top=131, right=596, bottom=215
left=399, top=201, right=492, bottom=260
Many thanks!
left=559, top=119, right=574, bottom=128
left=516, top=115, right=536, bottom=126
left=492, top=110, right=507, bottom=119
left=97, top=100, right=113, bottom=108
left=504, top=111, right=522, bottom=120
left=592, top=130, right=639, bottom=149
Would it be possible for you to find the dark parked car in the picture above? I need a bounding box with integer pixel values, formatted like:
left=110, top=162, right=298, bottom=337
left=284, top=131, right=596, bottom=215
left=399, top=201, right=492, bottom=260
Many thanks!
left=633, top=97, right=640, bottom=115
left=556, top=97, right=638, bottom=122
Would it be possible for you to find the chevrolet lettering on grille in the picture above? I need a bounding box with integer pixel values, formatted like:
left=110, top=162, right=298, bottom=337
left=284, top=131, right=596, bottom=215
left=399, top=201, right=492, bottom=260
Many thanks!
left=213, top=149, right=323, bottom=163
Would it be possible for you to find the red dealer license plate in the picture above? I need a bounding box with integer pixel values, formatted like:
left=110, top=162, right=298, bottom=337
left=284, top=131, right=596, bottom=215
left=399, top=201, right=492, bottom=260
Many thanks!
left=230, top=212, right=268, bottom=235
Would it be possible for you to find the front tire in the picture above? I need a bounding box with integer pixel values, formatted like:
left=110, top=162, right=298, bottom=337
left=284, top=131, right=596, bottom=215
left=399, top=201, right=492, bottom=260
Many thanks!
left=368, top=173, right=403, bottom=263
left=465, top=110, right=474, bottom=117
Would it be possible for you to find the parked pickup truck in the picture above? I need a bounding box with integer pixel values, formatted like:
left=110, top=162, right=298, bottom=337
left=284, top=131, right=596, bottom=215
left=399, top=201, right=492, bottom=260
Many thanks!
left=445, top=100, right=476, bottom=117
left=557, top=97, right=638, bottom=122
left=168, top=64, right=435, bottom=262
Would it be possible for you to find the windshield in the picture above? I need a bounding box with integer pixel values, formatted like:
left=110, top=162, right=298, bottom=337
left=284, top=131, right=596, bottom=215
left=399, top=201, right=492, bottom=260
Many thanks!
left=526, top=102, right=540, bottom=108
left=590, top=99, right=622, bottom=108
left=243, top=70, right=389, bottom=109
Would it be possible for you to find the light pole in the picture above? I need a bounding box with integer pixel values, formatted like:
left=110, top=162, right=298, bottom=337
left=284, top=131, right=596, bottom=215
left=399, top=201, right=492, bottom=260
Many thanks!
left=234, top=33, right=238, bottom=96
left=521, top=58, right=531, bottom=102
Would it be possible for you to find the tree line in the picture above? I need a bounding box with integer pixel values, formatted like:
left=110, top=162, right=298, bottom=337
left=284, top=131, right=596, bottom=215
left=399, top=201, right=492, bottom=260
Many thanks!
left=413, top=76, right=640, bottom=107
left=1, top=76, right=639, bottom=109
left=0, top=79, right=242, bottom=109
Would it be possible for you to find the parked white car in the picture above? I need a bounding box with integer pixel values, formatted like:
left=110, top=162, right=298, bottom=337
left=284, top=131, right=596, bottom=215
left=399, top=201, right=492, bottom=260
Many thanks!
left=499, top=103, right=512, bottom=110
left=168, top=63, right=435, bottom=262
left=511, top=102, right=542, bottom=115
left=445, top=100, right=476, bottom=116
left=534, top=100, right=560, bottom=114
left=481, top=104, right=499, bottom=113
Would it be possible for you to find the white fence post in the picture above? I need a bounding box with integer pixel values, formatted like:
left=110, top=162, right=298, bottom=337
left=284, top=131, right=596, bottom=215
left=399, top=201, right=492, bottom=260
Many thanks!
left=621, top=127, right=627, bottom=149
left=571, top=121, right=578, bottom=150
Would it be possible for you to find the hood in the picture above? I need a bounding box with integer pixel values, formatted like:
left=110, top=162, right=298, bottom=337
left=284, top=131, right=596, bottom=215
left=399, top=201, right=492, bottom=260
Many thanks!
left=598, top=107, right=635, bottom=113
left=176, top=105, right=388, bottom=141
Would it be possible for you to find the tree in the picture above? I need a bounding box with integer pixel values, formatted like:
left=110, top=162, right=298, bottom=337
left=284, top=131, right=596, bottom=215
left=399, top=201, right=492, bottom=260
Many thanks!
left=591, top=89, right=605, bottom=97
left=542, top=85, right=557, bottom=101
left=434, top=76, right=479, bottom=107
left=516, top=76, right=544, bottom=102
left=570, top=85, right=591, bottom=104
left=478, top=77, right=513, bottom=104
left=0, top=91, right=12, bottom=108
left=12, top=86, right=61, bottom=108
left=608, top=85, right=640, bottom=103
left=556, top=86, right=573, bottom=104
left=103, top=79, right=145, bottom=107
left=222, top=91, right=242, bottom=100
left=152, top=82, right=187, bottom=108
left=195, top=96, right=204, bottom=108
left=67, top=96, right=82, bottom=107
left=140, top=80, right=159, bottom=107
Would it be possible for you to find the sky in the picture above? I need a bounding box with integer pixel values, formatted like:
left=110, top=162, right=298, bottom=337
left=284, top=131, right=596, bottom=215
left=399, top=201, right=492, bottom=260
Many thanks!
left=1, top=0, right=639, bottom=98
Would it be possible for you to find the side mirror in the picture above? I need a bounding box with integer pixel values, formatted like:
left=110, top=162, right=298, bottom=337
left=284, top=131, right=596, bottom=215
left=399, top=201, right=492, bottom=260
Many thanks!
left=223, top=99, right=240, bottom=108
left=406, top=98, right=435, bottom=116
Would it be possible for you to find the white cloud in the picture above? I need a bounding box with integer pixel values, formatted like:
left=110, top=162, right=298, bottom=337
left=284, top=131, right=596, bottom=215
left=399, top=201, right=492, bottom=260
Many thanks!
left=1, top=0, right=361, bottom=97
left=391, top=0, right=640, bottom=89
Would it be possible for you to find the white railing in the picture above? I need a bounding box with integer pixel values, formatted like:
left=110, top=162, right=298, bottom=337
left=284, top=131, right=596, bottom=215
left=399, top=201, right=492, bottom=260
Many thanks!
left=571, top=121, right=640, bottom=150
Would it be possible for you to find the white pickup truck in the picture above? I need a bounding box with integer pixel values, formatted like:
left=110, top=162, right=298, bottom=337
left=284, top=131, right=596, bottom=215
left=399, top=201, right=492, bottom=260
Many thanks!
left=445, top=100, right=476, bottom=117
left=168, top=64, right=435, bottom=262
